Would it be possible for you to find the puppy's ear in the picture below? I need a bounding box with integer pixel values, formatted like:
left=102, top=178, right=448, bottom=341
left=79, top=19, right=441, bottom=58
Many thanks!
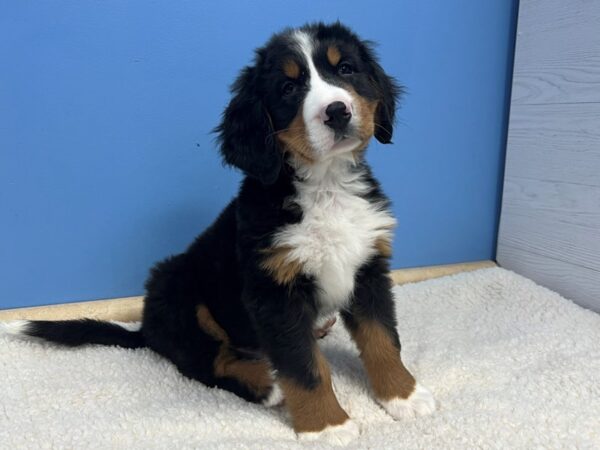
left=216, top=66, right=282, bottom=184
left=369, top=59, right=401, bottom=144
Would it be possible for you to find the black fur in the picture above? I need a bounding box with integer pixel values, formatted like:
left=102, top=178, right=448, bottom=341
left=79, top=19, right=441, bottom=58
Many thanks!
left=371, top=57, right=401, bottom=143
left=215, top=67, right=282, bottom=185
left=341, top=256, right=401, bottom=349
left=19, top=22, right=404, bottom=406
left=24, top=319, right=144, bottom=348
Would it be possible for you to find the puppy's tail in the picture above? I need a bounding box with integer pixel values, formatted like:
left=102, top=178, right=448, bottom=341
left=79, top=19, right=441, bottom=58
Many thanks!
left=1, top=319, right=145, bottom=349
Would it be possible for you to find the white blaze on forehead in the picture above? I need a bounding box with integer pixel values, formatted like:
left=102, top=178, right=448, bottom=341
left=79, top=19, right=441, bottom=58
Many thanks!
left=293, top=31, right=360, bottom=155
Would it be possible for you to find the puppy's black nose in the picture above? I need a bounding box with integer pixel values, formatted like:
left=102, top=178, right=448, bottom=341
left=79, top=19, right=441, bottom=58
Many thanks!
left=324, top=101, right=351, bottom=132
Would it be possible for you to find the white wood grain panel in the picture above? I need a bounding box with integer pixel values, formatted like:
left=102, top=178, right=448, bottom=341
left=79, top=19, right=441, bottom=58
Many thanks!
left=498, top=0, right=600, bottom=310
left=497, top=245, right=600, bottom=312
left=511, top=0, right=600, bottom=104
left=505, top=103, right=600, bottom=186
left=502, top=177, right=600, bottom=230
left=500, top=177, right=600, bottom=271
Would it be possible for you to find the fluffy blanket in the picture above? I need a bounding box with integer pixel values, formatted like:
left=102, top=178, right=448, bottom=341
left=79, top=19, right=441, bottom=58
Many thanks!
left=1, top=268, right=599, bottom=449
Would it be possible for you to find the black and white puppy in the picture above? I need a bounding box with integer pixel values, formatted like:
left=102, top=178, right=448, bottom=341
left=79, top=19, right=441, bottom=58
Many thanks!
left=8, top=22, right=435, bottom=444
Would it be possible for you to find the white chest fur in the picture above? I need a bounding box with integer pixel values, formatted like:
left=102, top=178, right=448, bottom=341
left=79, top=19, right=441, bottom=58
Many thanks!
left=273, top=158, right=396, bottom=313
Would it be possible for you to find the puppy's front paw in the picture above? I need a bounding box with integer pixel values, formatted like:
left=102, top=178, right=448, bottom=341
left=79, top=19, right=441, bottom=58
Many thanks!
left=379, top=383, right=436, bottom=420
left=297, top=419, right=360, bottom=446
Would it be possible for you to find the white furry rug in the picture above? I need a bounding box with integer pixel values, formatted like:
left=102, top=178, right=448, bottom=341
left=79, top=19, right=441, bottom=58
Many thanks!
left=1, top=268, right=599, bottom=449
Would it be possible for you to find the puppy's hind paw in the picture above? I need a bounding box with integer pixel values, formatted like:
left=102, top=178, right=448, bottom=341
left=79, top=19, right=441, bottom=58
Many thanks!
left=262, top=382, right=284, bottom=407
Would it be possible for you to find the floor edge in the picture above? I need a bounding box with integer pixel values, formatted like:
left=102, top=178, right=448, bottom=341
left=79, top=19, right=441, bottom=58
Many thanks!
left=0, top=260, right=496, bottom=322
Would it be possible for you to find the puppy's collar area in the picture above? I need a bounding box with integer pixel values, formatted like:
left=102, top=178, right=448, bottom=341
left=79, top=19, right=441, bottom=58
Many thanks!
left=288, top=152, right=360, bottom=184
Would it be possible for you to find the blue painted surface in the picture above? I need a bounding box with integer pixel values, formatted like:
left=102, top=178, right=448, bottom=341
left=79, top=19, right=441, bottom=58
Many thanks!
left=0, top=1, right=517, bottom=308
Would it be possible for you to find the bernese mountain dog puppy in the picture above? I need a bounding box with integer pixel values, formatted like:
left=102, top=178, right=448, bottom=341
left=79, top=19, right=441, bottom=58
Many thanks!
left=8, top=22, right=435, bottom=444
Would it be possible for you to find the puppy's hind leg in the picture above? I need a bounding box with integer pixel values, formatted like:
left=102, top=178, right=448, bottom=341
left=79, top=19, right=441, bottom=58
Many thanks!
left=197, top=304, right=279, bottom=404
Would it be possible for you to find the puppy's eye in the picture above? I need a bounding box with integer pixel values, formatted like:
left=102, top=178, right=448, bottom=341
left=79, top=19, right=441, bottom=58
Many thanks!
left=282, top=81, right=297, bottom=96
left=338, top=62, right=354, bottom=75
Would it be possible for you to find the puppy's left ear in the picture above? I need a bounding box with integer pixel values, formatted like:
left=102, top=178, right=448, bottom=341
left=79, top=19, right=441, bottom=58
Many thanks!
left=215, top=66, right=282, bottom=185
left=369, top=60, right=401, bottom=144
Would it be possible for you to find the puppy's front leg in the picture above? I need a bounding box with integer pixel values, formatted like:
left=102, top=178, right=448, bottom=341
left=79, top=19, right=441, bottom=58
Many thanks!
left=244, top=279, right=358, bottom=445
left=342, top=257, right=436, bottom=419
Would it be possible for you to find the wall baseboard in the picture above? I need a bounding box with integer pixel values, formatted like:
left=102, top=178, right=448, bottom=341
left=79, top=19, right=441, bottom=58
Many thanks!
left=0, top=296, right=144, bottom=323
left=389, top=260, right=496, bottom=285
left=0, top=260, right=495, bottom=322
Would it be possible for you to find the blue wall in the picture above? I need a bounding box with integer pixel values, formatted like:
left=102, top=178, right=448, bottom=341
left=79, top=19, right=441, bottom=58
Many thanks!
left=0, top=1, right=517, bottom=309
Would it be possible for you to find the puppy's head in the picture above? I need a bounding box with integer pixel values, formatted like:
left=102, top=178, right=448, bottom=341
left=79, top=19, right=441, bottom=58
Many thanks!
left=216, top=22, right=401, bottom=184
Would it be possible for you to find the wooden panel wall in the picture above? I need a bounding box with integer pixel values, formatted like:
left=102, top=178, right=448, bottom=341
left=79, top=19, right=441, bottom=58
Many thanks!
left=497, top=0, right=600, bottom=311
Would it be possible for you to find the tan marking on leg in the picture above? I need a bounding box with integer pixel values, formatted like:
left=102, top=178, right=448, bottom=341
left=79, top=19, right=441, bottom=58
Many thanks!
left=260, top=245, right=303, bottom=285
left=277, top=112, right=315, bottom=164
left=283, top=59, right=300, bottom=79
left=327, top=46, right=341, bottom=66
left=197, top=305, right=274, bottom=397
left=196, top=305, right=229, bottom=342
left=349, top=320, right=415, bottom=400
left=279, top=348, right=349, bottom=433
left=214, top=346, right=274, bottom=397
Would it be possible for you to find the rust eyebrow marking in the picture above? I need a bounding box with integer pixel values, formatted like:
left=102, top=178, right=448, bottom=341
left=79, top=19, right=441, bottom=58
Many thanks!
left=327, top=46, right=341, bottom=66
left=283, top=59, right=300, bottom=79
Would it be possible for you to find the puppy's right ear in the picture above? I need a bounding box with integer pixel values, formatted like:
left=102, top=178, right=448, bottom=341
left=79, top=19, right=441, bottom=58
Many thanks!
left=370, top=60, right=401, bottom=144
left=215, top=66, right=282, bottom=185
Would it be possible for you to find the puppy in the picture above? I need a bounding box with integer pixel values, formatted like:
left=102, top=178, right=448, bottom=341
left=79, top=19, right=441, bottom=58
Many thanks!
left=8, top=22, right=435, bottom=444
